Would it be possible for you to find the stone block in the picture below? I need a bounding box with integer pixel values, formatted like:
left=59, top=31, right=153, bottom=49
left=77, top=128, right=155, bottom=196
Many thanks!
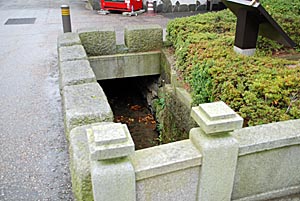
left=57, top=33, right=81, bottom=48
left=232, top=145, right=300, bottom=200
left=131, top=140, right=201, bottom=181
left=160, top=48, right=174, bottom=84
left=230, top=119, right=300, bottom=200
left=124, top=24, right=163, bottom=52
left=191, top=101, right=243, bottom=135
left=132, top=140, right=201, bottom=201
left=178, top=4, right=189, bottom=12
left=232, top=119, right=300, bottom=156
left=86, top=123, right=135, bottom=160
left=188, top=4, right=196, bottom=11
left=78, top=27, right=116, bottom=56
left=89, top=51, right=161, bottom=80
left=69, top=125, right=93, bottom=201
left=136, top=166, right=200, bottom=201
left=190, top=128, right=239, bottom=201
left=59, top=45, right=87, bottom=62
left=59, top=59, right=96, bottom=90
left=91, top=158, right=136, bottom=201
left=62, top=83, right=113, bottom=137
left=196, top=4, right=206, bottom=11
left=156, top=4, right=163, bottom=12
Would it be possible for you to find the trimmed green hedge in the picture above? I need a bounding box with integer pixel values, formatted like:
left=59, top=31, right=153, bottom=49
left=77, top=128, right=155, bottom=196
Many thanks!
left=166, top=0, right=300, bottom=126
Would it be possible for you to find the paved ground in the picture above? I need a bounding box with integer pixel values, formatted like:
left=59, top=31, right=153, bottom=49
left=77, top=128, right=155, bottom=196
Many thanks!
left=0, top=0, right=174, bottom=200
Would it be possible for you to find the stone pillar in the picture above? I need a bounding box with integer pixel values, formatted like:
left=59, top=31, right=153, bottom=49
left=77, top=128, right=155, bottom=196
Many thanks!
left=86, top=122, right=136, bottom=201
left=190, top=101, right=243, bottom=201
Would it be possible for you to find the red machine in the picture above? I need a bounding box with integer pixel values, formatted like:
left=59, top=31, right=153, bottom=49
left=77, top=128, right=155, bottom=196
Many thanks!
left=100, top=0, right=143, bottom=12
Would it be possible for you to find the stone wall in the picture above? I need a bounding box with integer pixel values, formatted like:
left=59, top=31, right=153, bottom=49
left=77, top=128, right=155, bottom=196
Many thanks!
left=57, top=26, right=300, bottom=201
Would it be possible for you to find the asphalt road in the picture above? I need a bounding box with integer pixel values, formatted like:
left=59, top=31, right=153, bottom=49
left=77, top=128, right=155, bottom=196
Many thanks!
left=0, top=1, right=172, bottom=200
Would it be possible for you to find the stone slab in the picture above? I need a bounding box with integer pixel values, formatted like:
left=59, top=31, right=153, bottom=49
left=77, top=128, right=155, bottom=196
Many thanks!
left=78, top=27, right=116, bottom=56
left=59, top=45, right=87, bottom=62
left=57, top=32, right=81, bottom=48
left=62, top=82, right=113, bottom=137
left=87, top=123, right=135, bottom=160
left=89, top=51, right=161, bottom=80
left=232, top=145, right=300, bottom=200
left=232, top=119, right=300, bottom=156
left=191, top=101, right=243, bottom=134
left=59, top=59, right=96, bottom=90
left=136, top=166, right=200, bottom=201
left=125, top=24, right=163, bottom=52
left=131, top=139, right=201, bottom=181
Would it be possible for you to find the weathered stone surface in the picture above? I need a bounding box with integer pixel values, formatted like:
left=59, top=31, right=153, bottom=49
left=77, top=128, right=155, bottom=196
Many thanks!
left=69, top=125, right=93, bottom=201
left=78, top=27, right=116, bottom=56
left=178, top=4, right=189, bottom=11
left=91, top=158, right=136, bottom=201
left=155, top=85, right=197, bottom=143
left=232, top=145, right=300, bottom=200
left=62, top=82, right=113, bottom=137
left=231, top=121, right=300, bottom=200
left=124, top=24, right=163, bottom=52
left=87, top=123, right=135, bottom=160
left=59, top=59, right=96, bottom=90
left=136, top=166, right=200, bottom=201
left=160, top=48, right=174, bottom=84
left=89, top=51, right=161, bottom=80
left=57, top=33, right=81, bottom=48
left=175, top=87, right=193, bottom=109
left=190, top=128, right=239, bottom=201
left=87, top=0, right=100, bottom=10
left=59, top=45, right=87, bottom=62
left=188, top=4, right=196, bottom=11
left=196, top=4, right=206, bottom=11
left=232, top=119, right=300, bottom=156
left=191, top=101, right=243, bottom=135
left=131, top=139, right=201, bottom=181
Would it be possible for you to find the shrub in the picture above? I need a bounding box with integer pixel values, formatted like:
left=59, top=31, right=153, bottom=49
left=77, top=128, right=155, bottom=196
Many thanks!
left=166, top=0, right=300, bottom=126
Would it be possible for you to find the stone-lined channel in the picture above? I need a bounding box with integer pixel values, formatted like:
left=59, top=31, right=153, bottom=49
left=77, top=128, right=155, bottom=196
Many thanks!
left=99, top=77, right=160, bottom=150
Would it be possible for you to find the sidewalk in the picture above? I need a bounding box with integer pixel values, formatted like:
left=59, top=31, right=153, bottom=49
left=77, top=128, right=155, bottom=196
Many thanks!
left=0, top=0, right=173, bottom=200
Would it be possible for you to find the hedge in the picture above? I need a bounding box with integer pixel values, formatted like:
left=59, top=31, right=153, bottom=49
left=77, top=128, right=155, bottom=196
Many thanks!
left=166, top=0, right=300, bottom=126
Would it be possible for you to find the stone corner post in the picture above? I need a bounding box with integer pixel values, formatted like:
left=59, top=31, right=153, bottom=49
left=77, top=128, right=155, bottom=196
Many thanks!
left=86, top=122, right=136, bottom=201
left=190, top=101, right=243, bottom=201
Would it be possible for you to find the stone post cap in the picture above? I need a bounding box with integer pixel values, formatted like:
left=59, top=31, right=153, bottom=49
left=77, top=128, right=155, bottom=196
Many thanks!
left=87, top=122, right=135, bottom=160
left=191, top=101, right=243, bottom=135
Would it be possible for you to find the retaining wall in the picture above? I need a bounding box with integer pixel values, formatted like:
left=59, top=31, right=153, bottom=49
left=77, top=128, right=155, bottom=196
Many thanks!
left=57, top=25, right=300, bottom=201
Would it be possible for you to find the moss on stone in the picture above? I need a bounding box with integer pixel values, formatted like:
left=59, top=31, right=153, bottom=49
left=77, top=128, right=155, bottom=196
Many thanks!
left=155, top=85, right=197, bottom=144
left=78, top=28, right=116, bottom=56
left=125, top=24, right=163, bottom=53
left=69, top=126, right=94, bottom=201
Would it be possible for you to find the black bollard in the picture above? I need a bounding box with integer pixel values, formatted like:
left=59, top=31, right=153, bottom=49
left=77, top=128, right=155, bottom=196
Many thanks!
left=61, top=5, right=72, bottom=33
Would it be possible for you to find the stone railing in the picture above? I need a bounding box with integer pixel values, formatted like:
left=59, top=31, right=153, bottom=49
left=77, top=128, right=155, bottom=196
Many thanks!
left=57, top=25, right=300, bottom=201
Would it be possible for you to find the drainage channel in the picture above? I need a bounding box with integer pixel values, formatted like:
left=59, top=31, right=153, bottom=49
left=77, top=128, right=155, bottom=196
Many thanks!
left=99, top=77, right=160, bottom=150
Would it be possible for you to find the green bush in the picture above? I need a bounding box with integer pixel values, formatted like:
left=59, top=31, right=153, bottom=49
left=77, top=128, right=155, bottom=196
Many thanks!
left=166, top=0, right=300, bottom=126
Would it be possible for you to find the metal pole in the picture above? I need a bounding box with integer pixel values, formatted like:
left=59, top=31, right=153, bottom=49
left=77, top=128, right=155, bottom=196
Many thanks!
left=61, top=5, right=72, bottom=33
